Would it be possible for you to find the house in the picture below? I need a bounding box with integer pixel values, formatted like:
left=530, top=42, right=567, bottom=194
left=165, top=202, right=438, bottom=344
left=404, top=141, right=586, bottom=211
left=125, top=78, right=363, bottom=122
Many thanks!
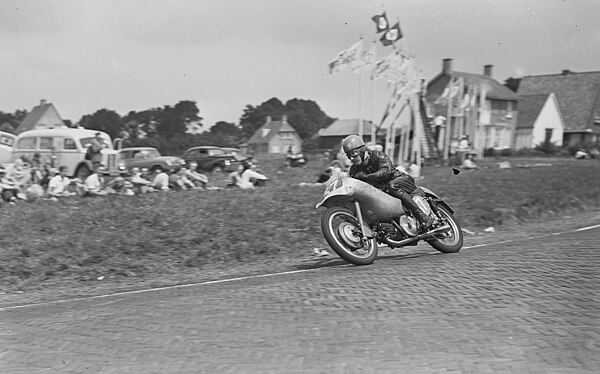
left=245, top=115, right=302, bottom=154
left=15, top=99, right=66, bottom=134
left=425, top=59, right=519, bottom=152
left=317, top=118, right=375, bottom=149
left=514, top=93, right=564, bottom=149
left=514, top=70, right=600, bottom=147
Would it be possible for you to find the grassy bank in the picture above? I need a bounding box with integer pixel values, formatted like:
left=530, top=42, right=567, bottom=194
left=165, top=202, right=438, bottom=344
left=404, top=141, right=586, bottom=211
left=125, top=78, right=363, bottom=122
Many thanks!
left=1, top=155, right=599, bottom=293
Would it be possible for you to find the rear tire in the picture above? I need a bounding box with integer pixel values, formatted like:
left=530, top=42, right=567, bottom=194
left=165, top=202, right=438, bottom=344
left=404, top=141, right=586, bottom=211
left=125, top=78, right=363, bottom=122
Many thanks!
left=321, top=207, right=378, bottom=265
left=427, top=205, right=463, bottom=253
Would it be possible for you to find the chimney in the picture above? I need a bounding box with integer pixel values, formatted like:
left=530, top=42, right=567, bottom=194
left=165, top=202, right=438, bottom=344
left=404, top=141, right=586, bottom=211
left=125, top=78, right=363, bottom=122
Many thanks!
left=282, top=115, right=287, bottom=123
left=442, top=58, right=453, bottom=73
left=484, top=64, right=493, bottom=77
left=40, top=99, right=47, bottom=105
left=266, top=116, right=271, bottom=124
left=561, top=69, right=571, bottom=75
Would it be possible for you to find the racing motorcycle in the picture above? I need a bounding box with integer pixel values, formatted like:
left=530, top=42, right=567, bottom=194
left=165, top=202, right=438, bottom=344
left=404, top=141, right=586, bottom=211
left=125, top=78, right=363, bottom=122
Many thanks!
left=316, top=177, right=463, bottom=265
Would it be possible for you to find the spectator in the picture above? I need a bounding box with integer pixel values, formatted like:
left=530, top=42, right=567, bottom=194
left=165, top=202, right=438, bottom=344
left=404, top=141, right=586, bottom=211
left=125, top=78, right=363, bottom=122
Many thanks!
left=4, top=158, right=31, bottom=200
left=47, top=166, right=77, bottom=198
left=87, top=132, right=105, bottom=170
left=184, top=161, right=209, bottom=188
left=83, top=164, right=109, bottom=196
left=105, top=170, right=135, bottom=196
left=130, top=167, right=153, bottom=194
left=169, top=167, right=194, bottom=190
left=462, top=153, right=479, bottom=170
left=0, top=166, right=20, bottom=203
left=150, top=166, right=170, bottom=191
left=228, top=162, right=268, bottom=189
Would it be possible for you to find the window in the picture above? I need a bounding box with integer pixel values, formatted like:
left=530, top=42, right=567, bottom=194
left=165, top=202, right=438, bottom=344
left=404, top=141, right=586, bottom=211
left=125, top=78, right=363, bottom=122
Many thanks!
left=63, top=138, right=77, bottom=150
left=17, top=137, right=36, bottom=150
left=0, top=135, right=14, bottom=146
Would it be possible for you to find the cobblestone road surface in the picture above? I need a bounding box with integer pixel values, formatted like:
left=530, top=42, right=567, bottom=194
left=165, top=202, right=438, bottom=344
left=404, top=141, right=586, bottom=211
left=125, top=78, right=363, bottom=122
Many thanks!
left=1, top=225, right=599, bottom=373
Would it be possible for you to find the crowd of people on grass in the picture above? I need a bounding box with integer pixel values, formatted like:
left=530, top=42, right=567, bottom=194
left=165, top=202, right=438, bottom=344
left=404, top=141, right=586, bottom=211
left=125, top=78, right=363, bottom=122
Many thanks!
left=0, top=154, right=269, bottom=205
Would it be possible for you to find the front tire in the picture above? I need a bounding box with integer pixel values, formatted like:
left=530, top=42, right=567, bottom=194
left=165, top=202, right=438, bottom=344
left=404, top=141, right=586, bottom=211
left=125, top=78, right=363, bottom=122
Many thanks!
left=427, top=205, right=463, bottom=253
left=211, top=165, right=223, bottom=173
left=321, top=207, right=378, bottom=265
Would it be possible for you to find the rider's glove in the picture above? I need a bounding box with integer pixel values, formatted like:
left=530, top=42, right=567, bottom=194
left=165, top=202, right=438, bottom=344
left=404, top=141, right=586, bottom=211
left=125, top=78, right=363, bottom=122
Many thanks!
left=354, top=172, right=369, bottom=181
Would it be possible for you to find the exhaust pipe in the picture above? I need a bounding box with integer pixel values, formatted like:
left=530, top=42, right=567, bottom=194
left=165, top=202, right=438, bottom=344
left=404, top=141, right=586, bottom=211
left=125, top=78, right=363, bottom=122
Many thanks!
left=384, top=224, right=451, bottom=248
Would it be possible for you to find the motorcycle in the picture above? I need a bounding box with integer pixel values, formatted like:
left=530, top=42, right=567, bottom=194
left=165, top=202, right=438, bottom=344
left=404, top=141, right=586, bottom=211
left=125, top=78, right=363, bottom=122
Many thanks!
left=316, top=177, right=463, bottom=265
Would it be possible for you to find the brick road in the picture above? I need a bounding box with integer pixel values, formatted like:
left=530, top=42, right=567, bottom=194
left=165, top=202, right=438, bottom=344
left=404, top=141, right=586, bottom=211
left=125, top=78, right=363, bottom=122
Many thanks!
left=1, top=225, right=599, bottom=373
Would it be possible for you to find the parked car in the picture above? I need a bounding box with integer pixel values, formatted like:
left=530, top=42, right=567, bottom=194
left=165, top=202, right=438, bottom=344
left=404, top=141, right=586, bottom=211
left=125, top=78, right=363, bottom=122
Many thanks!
left=220, top=147, right=249, bottom=162
left=119, top=147, right=185, bottom=173
left=181, top=146, right=239, bottom=173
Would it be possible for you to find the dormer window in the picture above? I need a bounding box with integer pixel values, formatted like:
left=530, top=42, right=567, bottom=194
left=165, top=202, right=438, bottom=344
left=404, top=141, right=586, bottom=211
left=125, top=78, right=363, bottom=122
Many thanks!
left=261, top=128, right=270, bottom=137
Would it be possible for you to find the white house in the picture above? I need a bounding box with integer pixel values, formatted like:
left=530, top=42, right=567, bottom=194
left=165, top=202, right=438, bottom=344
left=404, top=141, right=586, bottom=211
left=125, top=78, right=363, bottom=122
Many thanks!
left=514, top=93, right=564, bottom=149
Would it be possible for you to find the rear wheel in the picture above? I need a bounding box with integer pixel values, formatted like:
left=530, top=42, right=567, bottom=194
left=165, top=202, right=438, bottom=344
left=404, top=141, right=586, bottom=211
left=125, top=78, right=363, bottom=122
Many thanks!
left=211, top=165, right=223, bottom=173
left=427, top=205, right=463, bottom=253
left=321, top=207, right=378, bottom=265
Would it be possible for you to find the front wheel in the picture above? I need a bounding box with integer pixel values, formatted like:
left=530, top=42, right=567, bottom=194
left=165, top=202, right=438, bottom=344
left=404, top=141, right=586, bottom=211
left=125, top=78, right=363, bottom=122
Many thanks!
left=427, top=205, right=463, bottom=253
left=321, top=207, right=378, bottom=265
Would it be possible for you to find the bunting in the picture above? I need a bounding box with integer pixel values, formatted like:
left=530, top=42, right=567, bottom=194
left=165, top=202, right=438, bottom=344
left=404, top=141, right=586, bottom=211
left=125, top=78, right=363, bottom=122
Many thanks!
left=328, top=39, right=364, bottom=74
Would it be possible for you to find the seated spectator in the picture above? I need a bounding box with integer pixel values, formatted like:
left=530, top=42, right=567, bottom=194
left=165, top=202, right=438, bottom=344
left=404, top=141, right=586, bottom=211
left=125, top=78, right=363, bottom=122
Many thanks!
left=228, top=162, right=268, bottom=189
left=105, top=170, right=135, bottom=196
left=83, top=164, right=109, bottom=196
left=5, top=158, right=31, bottom=200
left=47, top=166, right=77, bottom=198
left=130, top=167, right=153, bottom=194
left=0, top=166, right=20, bottom=203
left=150, top=166, right=170, bottom=191
left=168, top=167, right=194, bottom=191
left=184, top=161, right=209, bottom=188
left=462, top=153, right=479, bottom=170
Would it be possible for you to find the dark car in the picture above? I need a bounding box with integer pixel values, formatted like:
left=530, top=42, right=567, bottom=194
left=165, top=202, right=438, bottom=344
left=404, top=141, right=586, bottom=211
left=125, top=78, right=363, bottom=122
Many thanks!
left=181, top=146, right=239, bottom=173
left=119, top=147, right=185, bottom=172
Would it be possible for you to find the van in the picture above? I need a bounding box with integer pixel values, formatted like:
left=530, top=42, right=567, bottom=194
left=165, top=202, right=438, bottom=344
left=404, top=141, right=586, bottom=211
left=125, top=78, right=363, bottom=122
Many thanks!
left=0, top=130, right=16, bottom=165
left=11, top=128, right=122, bottom=179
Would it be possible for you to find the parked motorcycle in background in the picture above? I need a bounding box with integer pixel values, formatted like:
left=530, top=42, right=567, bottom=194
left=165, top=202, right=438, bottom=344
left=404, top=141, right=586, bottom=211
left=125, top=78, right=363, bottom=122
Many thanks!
left=316, top=177, right=463, bottom=265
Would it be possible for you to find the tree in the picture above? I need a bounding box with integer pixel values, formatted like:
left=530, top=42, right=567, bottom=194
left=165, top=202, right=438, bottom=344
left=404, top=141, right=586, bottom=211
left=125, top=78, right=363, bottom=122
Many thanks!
left=239, top=97, right=285, bottom=138
left=157, top=100, right=202, bottom=138
left=238, top=97, right=335, bottom=140
left=79, top=109, right=123, bottom=139
left=206, top=121, right=243, bottom=147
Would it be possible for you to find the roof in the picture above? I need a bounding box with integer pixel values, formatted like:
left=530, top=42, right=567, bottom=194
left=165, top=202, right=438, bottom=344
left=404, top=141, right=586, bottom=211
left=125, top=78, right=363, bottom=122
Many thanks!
left=427, top=71, right=519, bottom=102
left=515, top=94, right=551, bottom=129
left=16, top=102, right=65, bottom=133
left=246, top=120, right=297, bottom=145
left=517, top=71, right=600, bottom=131
left=319, top=119, right=374, bottom=137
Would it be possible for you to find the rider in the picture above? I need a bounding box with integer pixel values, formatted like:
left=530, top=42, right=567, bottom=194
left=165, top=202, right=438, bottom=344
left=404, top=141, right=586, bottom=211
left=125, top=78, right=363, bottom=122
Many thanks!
left=342, top=134, right=434, bottom=232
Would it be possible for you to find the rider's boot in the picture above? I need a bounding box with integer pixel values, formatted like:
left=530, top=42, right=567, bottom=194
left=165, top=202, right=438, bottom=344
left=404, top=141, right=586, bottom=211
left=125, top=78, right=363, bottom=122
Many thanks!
left=388, top=189, right=434, bottom=232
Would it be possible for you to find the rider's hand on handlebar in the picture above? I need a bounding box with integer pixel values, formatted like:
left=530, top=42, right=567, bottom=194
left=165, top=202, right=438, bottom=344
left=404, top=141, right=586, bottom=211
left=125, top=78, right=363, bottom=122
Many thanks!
left=354, top=172, right=368, bottom=181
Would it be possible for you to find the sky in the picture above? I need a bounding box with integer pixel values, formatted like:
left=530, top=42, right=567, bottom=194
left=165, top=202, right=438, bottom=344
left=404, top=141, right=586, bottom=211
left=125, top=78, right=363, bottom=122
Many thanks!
left=1, top=0, right=598, bottom=130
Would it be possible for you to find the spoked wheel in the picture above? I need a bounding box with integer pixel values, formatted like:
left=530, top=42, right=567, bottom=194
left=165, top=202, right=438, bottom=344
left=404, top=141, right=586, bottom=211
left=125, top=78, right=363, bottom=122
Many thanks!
left=427, top=205, right=463, bottom=253
left=321, top=207, right=378, bottom=265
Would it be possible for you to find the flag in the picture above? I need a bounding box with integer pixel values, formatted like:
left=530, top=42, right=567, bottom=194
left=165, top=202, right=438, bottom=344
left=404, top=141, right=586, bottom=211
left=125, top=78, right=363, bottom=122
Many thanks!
left=371, top=12, right=389, bottom=33
left=352, top=43, right=377, bottom=73
left=371, top=51, right=403, bottom=80
left=380, top=22, right=402, bottom=46
left=328, top=39, right=364, bottom=74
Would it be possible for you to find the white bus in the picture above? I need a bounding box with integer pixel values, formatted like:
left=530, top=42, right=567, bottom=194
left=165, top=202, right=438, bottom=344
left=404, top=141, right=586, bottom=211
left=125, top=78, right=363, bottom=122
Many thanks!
left=11, top=128, right=122, bottom=179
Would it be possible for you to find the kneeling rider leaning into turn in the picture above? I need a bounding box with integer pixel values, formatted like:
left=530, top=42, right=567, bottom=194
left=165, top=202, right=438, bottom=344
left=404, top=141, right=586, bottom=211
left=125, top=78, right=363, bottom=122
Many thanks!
left=342, top=134, right=434, bottom=233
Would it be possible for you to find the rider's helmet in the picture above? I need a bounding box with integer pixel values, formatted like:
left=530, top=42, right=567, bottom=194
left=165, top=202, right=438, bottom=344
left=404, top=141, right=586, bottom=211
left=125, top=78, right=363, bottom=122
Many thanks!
left=342, top=135, right=365, bottom=155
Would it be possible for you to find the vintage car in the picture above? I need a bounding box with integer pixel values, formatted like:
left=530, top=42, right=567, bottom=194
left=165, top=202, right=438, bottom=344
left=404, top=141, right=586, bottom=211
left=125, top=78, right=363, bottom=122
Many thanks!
left=11, top=128, right=122, bottom=179
left=181, top=146, right=239, bottom=173
left=119, top=147, right=185, bottom=172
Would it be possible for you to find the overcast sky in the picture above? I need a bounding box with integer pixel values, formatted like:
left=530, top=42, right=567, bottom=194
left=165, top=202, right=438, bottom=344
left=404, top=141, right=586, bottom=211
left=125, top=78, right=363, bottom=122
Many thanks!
left=1, top=0, right=598, bottom=129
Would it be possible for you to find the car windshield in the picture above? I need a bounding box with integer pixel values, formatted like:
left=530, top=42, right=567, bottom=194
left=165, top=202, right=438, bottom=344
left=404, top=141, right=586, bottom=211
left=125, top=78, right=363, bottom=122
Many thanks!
left=80, top=136, right=113, bottom=150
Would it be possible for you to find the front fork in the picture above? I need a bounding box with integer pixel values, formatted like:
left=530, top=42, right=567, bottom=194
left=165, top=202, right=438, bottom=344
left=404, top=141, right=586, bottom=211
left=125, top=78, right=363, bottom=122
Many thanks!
left=353, top=200, right=374, bottom=243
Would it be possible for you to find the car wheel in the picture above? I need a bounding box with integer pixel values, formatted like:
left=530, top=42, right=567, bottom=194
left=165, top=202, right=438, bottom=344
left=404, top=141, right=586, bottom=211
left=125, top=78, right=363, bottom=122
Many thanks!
left=211, top=165, right=223, bottom=173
